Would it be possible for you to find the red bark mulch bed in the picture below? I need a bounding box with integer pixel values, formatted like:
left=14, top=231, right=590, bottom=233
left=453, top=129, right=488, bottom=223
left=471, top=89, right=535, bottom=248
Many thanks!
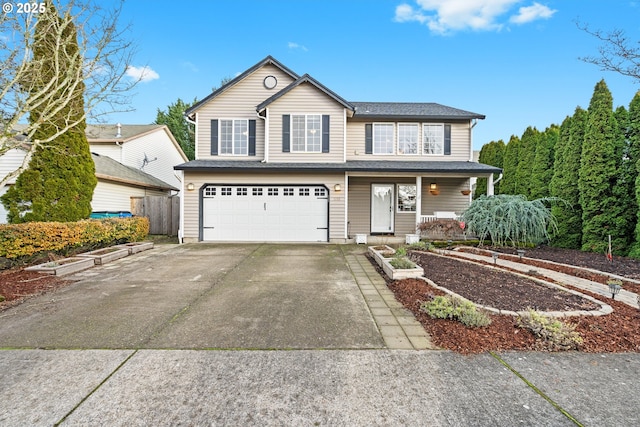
left=379, top=247, right=640, bottom=354
left=0, top=269, right=71, bottom=310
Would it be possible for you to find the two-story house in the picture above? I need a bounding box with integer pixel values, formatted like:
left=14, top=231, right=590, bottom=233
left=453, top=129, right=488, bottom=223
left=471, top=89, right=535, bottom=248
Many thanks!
left=175, top=56, right=501, bottom=243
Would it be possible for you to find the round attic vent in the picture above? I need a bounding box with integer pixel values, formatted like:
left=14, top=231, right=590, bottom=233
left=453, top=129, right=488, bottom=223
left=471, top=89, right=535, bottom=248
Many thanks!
left=263, top=75, right=277, bottom=89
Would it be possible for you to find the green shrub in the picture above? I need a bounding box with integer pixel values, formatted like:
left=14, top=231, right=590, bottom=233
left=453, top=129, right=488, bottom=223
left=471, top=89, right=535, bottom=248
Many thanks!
left=389, top=257, right=416, bottom=269
left=517, top=309, right=583, bottom=351
left=407, top=241, right=432, bottom=251
left=421, top=295, right=492, bottom=327
left=0, top=217, right=149, bottom=260
left=395, top=247, right=407, bottom=257
left=461, top=194, right=560, bottom=247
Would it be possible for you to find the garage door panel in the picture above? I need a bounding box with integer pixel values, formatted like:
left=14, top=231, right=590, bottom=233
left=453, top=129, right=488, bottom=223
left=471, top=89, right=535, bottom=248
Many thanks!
left=202, top=185, right=329, bottom=242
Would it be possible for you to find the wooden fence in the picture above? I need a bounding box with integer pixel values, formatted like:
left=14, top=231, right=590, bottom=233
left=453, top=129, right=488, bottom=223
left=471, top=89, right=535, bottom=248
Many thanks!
left=131, top=195, right=179, bottom=236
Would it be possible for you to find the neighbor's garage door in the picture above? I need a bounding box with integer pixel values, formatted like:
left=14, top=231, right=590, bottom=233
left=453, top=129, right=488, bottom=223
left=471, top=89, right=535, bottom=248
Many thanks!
left=202, top=185, right=329, bottom=242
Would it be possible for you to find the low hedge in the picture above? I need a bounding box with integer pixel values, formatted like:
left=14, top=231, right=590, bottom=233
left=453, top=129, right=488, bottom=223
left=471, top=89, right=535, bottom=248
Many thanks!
left=0, top=217, right=149, bottom=260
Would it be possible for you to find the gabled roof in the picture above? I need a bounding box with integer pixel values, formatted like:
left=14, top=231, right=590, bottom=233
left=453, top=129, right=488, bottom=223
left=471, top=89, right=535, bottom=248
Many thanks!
left=256, top=74, right=355, bottom=114
left=85, top=124, right=164, bottom=142
left=93, top=153, right=178, bottom=191
left=185, top=56, right=299, bottom=117
left=351, top=102, right=485, bottom=120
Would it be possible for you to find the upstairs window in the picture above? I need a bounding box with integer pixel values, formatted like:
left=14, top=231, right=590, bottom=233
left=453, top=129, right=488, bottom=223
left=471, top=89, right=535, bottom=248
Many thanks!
left=373, top=123, right=394, bottom=155
left=423, top=124, right=444, bottom=155
left=291, top=114, right=322, bottom=152
left=397, top=124, right=419, bottom=155
left=220, top=119, right=248, bottom=155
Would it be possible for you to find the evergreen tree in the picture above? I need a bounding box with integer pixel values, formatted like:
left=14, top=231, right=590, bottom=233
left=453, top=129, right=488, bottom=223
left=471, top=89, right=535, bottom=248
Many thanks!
left=1, top=3, right=96, bottom=223
left=500, top=135, right=521, bottom=194
left=475, top=139, right=505, bottom=198
left=578, top=80, right=622, bottom=254
left=627, top=92, right=640, bottom=256
left=529, top=124, right=558, bottom=199
left=550, top=108, right=587, bottom=248
left=514, top=126, right=541, bottom=197
left=612, top=105, right=635, bottom=254
left=155, top=97, right=197, bottom=160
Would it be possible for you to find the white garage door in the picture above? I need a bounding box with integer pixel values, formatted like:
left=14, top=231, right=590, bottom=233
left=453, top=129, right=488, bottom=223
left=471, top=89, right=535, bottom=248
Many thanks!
left=202, top=185, right=329, bottom=242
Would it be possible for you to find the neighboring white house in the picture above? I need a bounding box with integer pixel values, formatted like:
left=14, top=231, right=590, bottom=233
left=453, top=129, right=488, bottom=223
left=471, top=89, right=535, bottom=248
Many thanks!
left=0, top=124, right=188, bottom=223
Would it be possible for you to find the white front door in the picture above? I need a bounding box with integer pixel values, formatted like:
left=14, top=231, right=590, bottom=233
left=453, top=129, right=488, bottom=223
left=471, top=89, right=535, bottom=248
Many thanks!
left=371, top=184, right=394, bottom=233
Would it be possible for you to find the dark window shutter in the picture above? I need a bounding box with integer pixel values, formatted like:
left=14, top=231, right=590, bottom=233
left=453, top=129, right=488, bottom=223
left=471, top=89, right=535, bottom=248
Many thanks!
left=282, top=114, right=290, bottom=153
left=444, top=124, right=451, bottom=155
left=322, top=115, right=330, bottom=153
left=365, top=124, right=373, bottom=154
left=210, top=119, right=218, bottom=156
left=248, top=119, right=256, bottom=156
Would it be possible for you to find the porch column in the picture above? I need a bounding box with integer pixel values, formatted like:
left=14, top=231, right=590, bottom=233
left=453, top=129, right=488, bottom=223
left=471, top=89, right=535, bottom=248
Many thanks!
left=487, top=173, right=495, bottom=196
left=415, top=176, right=422, bottom=227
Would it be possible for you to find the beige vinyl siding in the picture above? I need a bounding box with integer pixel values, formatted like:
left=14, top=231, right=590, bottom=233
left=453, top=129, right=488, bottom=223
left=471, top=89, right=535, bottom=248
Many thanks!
left=421, top=178, right=471, bottom=215
left=195, top=64, right=296, bottom=160
left=267, top=83, right=345, bottom=163
left=347, top=177, right=417, bottom=236
left=91, top=180, right=168, bottom=212
left=88, top=143, right=122, bottom=163
left=181, top=171, right=345, bottom=242
left=346, top=120, right=471, bottom=161
left=347, top=176, right=472, bottom=236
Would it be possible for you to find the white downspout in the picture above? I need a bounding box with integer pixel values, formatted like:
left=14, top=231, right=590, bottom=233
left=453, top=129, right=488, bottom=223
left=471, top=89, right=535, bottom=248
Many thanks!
left=469, top=119, right=478, bottom=162
left=257, top=108, right=268, bottom=163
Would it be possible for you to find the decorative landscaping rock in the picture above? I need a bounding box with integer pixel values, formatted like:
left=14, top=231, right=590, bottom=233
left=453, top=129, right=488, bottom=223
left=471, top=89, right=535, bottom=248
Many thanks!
left=78, top=247, right=129, bottom=265
left=116, top=241, right=154, bottom=255
left=25, top=257, right=95, bottom=276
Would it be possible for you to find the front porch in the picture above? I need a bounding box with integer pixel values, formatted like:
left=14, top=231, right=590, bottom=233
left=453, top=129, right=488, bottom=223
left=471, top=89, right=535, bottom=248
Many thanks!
left=344, top=172, right=495, bottom=239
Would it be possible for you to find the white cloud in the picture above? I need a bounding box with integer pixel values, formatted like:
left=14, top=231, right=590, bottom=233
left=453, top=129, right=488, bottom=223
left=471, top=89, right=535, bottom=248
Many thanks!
left=126, top=65, right=159, bottom=83
left=394, top=3, right=427, bottom=23
left=509, top=2, right=557, bottom=24
left=288, top=42, right=308, bottom=51
left=181, top=61, right=199, bottom=73
left=395, top=0, right=556, bottom=34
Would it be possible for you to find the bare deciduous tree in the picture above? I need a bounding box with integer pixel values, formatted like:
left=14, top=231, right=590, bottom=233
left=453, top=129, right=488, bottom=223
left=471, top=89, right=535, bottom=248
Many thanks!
left=578, top=21, right=640, bottom=83
left=0, top=0, right=138, bottom=187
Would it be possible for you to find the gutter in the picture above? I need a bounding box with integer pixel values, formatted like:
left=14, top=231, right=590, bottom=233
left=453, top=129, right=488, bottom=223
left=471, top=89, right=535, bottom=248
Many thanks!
left=493, top=173, right=504, bottom=185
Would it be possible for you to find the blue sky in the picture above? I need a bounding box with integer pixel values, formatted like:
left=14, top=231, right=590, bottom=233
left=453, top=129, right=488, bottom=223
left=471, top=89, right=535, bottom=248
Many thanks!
left=107, top=0, right=640, bottom=150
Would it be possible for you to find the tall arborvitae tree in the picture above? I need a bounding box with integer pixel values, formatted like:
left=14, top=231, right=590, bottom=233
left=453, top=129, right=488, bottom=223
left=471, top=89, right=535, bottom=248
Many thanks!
left=1, top=3, right=96, bottom=222
left=475, top=140, right=505, bottom=197
left=529, top=125, right=558, bottom=199
left=612, top=105, right=636, bottom=254
left=579, top=80, right=623, bottom=254
left=514, top=126, right=541, bottom=197
left=627, top=92, right=640, bottom=257
left=500, top=135, right=521, bottom=194
left=550, top=108, right=587, bottom=248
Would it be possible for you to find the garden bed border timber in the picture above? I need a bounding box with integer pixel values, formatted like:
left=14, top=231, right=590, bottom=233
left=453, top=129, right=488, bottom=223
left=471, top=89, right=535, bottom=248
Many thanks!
left=368, top=245, right=424, bottom=280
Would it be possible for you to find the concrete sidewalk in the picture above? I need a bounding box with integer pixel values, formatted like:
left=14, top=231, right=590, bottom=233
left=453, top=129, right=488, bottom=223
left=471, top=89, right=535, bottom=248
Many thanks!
left=2, top=349, right=639, bottom=426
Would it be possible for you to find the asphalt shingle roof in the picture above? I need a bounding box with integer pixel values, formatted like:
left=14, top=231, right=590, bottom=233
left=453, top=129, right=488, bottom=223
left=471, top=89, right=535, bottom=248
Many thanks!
left=93, top=153, right=178, bottom=191
left=175, top=160, right=501, bottom=175
left=350, top=102, right=485, bottom=120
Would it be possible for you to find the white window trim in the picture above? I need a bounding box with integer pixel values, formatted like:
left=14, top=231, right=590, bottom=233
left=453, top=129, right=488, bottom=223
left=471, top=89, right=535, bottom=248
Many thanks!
left=396, top=183, right=417, bottom=213
left=422, top=123, right=445, bottom=156
left=372, top=122, right=395, bottom=155
left=219, top=118, right=249, bottom=156
left=396, top=123, right=420, bottom=156
left=290, top=113, right=323, bottom=153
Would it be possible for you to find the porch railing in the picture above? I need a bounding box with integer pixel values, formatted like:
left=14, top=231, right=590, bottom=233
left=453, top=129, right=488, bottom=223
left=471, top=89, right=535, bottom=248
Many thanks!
left=419, top=212, right=460, bottom=223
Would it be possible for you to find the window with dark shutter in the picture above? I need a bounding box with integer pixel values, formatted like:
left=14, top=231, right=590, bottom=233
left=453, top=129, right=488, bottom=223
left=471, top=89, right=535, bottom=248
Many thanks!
left=210, top=119, right=218, bottom=156
left=282, top=114, right=290, bottom=152
left=322, top=115, right=330, bottom=153
left=248, top=119, right=256, bottom=156
left=365, top=123, right=373, bottom=154
left=444, top=124, right=451, bottom=155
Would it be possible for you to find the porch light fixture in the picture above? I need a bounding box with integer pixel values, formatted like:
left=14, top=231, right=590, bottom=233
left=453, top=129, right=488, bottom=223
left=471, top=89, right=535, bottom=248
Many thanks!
left=186, top=183, right=195, bottom=191
left=334, top=184, right=342, bottom=192
left=607, top=278, right=622, bottom=300
left=429, top=183, right=439, bottom=196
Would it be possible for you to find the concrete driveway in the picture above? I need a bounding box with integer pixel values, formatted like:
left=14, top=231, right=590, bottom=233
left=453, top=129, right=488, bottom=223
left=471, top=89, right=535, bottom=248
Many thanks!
left=0, top=243, right=384, bottom=350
